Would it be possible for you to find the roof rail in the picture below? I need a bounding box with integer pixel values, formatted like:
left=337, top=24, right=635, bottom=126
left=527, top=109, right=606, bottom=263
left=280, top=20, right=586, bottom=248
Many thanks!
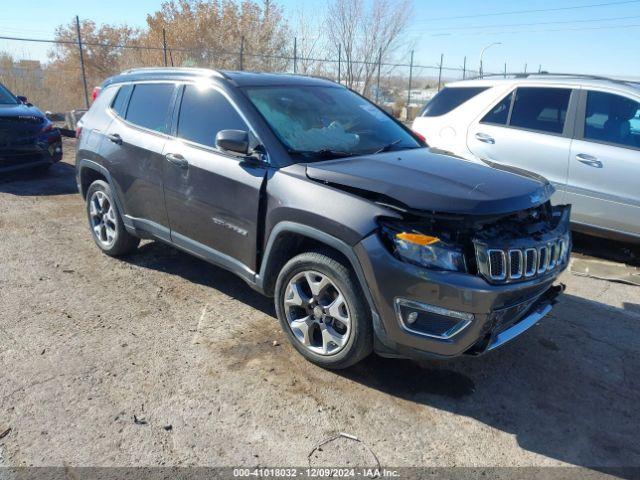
left=120, top=67, right=225, bottom=78
left=469, top=72, right=638, bottom=87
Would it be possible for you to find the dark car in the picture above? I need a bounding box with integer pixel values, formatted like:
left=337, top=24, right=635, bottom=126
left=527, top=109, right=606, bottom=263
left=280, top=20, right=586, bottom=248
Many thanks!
left=76, top=68, right=570, bottom=369
left=0, top=82, right=62, bottom=173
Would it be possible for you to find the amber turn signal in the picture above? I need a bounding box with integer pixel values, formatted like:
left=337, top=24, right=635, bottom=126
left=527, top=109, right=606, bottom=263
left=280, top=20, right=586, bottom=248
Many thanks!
left=395, top=232, right=440, bottom=246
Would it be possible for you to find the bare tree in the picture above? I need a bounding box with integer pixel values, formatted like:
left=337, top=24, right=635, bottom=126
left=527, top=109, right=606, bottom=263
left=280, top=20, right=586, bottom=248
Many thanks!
left=325, top=0, right=412, bottom=95
left=292, top=8, right=327, bottom=76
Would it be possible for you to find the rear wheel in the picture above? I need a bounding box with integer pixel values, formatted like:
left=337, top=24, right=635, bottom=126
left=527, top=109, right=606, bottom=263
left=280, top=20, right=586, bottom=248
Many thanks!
left=86, top=180, right=139, bottom=256
left=274, top=251, right=373, bottom=369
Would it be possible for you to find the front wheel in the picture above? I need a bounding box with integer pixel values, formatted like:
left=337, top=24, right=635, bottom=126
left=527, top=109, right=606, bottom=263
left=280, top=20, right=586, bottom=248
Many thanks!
left=274, top=251, right=373, bottom=369
left=86, top=180, right=139, bottom=256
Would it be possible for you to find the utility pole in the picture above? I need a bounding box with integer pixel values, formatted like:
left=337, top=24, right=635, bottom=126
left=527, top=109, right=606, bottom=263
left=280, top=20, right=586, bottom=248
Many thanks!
left=293, top=37, right=297, bottom=74
left=75, top=15, right=89, bottom=108
left=337, top=45, right=341, bottom=84
left=504, top=62, right=507, bottom=78
left=407, top=50, right=414, bottom=107
left=162, top=28, right=168, bottom=67
left=239, top=36, right=245, bottom=71
left=437, top=53, right=443, bottom=91
left=375, top=48, right=382, bottom=103
left=462, top=56, right=466, bottom=80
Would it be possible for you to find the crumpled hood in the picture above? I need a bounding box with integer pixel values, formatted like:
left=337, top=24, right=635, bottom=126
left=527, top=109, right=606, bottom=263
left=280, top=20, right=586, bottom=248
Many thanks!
left=305, top=148, right=554, bottom=216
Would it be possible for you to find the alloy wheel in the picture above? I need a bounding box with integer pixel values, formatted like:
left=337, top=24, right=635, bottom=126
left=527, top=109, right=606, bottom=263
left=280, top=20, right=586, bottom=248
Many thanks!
left=89, top=190, right=117, bottom=248
left=283, top=270, right=351, bottom=355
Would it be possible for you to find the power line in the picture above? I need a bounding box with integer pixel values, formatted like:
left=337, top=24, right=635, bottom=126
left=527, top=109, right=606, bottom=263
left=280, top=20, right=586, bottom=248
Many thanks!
left=417, top=0, right=640, bottom=21
left=427, top=22, right=640, bottom=37
left=408, top=14, right=640, bottom=32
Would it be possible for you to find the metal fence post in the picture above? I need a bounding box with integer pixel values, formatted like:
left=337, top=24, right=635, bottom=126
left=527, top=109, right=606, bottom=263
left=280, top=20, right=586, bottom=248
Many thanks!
left=407, top=50, right=414, bottom=107
left=462, top=56, right=466, bottom=80
left=337, top=45, right=341, bottom=84
left=239, top=36, right=245, bottom=71
left=75, top=15, right=89, bottom=108
left=293, top=37, right=297, bottom=74
left=437, top=53, right=443, bottom=91
left=375, top=48, right=382, bottom=103
left=162, top=28, right=168, bottom=67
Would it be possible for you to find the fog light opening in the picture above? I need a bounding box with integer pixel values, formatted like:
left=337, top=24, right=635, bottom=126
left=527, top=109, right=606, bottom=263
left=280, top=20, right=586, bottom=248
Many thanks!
left=394, top=298, right=474, bottom=340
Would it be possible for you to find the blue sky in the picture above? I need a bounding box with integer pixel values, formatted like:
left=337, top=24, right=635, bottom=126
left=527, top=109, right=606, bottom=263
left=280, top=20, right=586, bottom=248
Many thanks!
left=0, top=0, right=638, bottom=77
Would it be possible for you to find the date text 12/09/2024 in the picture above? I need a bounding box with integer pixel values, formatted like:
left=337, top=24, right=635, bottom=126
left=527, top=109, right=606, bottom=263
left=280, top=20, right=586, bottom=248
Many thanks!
left=233, top=468, right=400, bottom=478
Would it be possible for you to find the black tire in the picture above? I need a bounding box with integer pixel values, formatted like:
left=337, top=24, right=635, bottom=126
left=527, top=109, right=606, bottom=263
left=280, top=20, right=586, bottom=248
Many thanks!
left=86, top=180, right=139, bottom=256
left=274, top=250, right=373, bottom=369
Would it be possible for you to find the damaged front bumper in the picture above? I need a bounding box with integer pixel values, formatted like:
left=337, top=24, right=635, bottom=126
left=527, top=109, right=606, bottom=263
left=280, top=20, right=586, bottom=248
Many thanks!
left=353, top=213, right=570, bottom=360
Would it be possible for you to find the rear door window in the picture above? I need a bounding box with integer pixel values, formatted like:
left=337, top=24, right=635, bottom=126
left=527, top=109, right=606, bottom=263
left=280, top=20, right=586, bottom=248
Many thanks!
left=481, top=92, right=513, bottom=125
left=584, top=90, right=640, bottom=149
left=176, top=85, right=248, bottom=148
left=125, top=83, right=175, bottom=133
left=509, top=87, right=571, bottom=134
left=421, top=87, right=488, bottom=117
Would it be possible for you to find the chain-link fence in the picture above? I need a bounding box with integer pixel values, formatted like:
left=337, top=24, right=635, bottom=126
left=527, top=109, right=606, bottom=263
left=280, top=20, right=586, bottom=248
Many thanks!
left=0, top=22, right=499, bottom=121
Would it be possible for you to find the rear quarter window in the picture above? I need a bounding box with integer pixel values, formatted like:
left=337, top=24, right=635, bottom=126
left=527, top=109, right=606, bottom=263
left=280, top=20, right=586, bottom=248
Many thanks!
left=110, top=84, right=133, bottom=118
left=421, top=87, right=488, bottom=117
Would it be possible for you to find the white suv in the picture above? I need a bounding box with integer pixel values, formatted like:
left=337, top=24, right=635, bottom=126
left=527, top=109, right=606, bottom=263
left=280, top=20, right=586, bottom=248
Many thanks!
left=412, top=74, right=640, bottom=243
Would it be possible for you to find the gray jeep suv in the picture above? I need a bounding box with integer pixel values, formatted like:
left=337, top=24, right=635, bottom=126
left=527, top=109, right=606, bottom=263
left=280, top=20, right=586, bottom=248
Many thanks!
left=76, top=68, right=571, bottom=369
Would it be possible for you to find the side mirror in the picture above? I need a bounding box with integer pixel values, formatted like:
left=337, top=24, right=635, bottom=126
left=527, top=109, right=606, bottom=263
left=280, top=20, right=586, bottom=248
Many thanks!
left=17, top=95, right=28, bottom=104
left=216, top=129, right=249, bottom=155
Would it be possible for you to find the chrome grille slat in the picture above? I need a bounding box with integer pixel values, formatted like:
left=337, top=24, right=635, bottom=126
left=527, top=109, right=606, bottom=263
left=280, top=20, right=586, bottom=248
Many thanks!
left=538, top=245, right=548, bottom=274
left=524, top=248, right=537, bottom=277
left=476, top=235, right=570, bottom=283
left=509, top=249, right=523, bottom=279
left=488, top=249, right=507, bottom=281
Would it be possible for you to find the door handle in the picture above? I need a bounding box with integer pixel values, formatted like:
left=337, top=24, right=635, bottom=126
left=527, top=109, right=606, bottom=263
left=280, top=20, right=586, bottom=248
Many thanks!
left=165, top=153, right=189, bottom=169
left=475, top=132, right=495, bottom=144
left=576, top=153, right=603, bottom=168
left=106, top=133, right=122, bottom=145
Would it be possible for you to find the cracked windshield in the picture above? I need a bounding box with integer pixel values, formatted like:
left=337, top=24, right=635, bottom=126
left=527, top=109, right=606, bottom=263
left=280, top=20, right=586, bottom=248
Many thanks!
left=244, top=85, right=421, bottom=158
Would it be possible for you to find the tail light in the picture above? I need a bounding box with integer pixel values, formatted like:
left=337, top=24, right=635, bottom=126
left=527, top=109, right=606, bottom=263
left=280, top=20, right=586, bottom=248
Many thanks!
left=413, top=131, right=426, bottom=143
left=91, top=86, right=101, bottom=102
left=76, top=126, right=82, bottom=139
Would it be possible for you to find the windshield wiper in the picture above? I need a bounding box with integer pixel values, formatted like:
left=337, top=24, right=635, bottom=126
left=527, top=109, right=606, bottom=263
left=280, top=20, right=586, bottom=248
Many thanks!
left=287, top=148, right=361, bottom=160
left=372, top=138, right=404, bottom=154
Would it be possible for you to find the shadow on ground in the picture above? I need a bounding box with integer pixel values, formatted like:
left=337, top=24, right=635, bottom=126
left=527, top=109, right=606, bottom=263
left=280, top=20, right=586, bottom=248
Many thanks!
left=0, top=161, right=77, bottom=196
left=339, top=292, right=640, bottom=471
left=572, top=231, right=640, bottom=267
left=124, top=240, right=275, bottom=317
left=121, top=238, right=639, bottom=471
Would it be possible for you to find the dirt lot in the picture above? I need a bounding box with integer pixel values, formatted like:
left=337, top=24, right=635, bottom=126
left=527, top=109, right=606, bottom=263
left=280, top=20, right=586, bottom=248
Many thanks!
left=1, top=138, right=639, bottom=471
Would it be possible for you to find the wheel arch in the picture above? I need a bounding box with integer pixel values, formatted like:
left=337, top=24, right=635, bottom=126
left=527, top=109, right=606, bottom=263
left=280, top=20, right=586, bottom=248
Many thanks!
left=256, top=222, right=378, bottom=314
left=77, top=160, right=128, bottom=222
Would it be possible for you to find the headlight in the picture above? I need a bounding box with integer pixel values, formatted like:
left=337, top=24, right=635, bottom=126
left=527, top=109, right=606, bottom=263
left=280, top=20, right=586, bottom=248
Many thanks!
left=390, top=231, right=467, bottom=272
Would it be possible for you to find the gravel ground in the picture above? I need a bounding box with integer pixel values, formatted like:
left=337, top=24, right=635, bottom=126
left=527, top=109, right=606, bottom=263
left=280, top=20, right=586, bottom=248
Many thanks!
left=0, top=138, right=638, bottom=471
